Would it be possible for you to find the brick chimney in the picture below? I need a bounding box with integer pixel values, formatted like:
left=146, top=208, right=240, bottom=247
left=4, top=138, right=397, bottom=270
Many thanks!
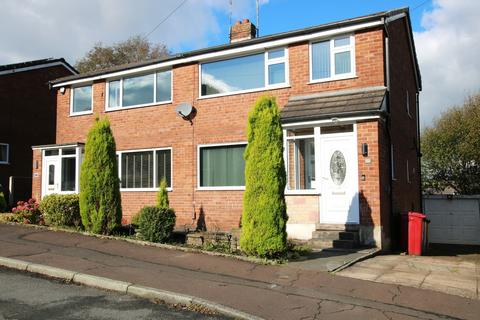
left=230, top=19, right=257, bottom=43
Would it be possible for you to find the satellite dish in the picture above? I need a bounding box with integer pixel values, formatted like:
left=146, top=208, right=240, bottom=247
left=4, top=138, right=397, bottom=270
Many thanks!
left=175, top=103, right=193, bottom=118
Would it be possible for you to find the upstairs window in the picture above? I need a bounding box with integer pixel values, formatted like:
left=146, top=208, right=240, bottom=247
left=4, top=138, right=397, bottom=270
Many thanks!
left=0, top=143, right=9, bottom=164
left=71, top=85, right=92, bottom=115
left=107, top=69, right=172, bottom=110
left=200, top=48, right=288, bottom=97
left=311, top=35, right=355, bottom=82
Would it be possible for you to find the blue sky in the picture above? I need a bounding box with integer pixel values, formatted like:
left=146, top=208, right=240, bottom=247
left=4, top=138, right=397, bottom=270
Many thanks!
left=176, top=0, right=433, bottom=52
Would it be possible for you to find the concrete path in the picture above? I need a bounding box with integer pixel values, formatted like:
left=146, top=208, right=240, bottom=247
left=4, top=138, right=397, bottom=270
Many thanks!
left=0, top=267, right=229, bottom=320
left=337, top=252, right=480, bottom=300
left=1, top=224, right=480, bottom=320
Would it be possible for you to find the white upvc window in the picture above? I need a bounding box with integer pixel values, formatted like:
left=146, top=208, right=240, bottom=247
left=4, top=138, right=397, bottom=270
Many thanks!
left=70, top=85, right=93, bottom=116
left=310, top=35, right=355, bottom=83
left=117, top=147, right=172, bottom=191
left=0, top=143, right=9, bottom=164
left=199, top=47, right=289, bottom=98
left=106, top=69, right=172, bottom=111
left=197, top=142, right=247, bottom=190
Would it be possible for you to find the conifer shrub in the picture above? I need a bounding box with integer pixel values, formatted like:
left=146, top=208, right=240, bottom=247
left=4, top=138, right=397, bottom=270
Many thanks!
left=156, top=178, right=169, bottom=208
left=240, top=96, right=288, bottom=257
left=80, top=117, right=122, bottom=234
left=137, top=206, right=176, bottom=243
left=39, top=194, right=81, bottom=227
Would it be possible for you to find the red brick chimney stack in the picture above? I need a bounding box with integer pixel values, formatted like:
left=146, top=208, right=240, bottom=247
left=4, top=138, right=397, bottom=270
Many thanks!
left=230, top=18, right=257, bottom=43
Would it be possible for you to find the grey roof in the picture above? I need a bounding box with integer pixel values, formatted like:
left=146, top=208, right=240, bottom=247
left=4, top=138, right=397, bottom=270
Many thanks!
left=0, top=58, right=77, bottom=74
left=51, top=7, right=419, bottom=87
left=280, top=87, right=387, bottom=123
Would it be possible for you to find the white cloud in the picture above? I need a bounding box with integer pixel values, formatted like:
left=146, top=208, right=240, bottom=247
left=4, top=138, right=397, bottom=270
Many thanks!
left=414, top=0, right=480, bottom=129
left=0, top=0, right=263, bottom=66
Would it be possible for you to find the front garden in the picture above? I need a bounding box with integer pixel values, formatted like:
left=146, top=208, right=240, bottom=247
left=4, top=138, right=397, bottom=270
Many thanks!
left=0, top=97, right=311, bottom=262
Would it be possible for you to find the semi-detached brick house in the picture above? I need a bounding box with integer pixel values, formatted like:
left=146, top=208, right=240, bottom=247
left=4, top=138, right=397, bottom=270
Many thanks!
left=32, top=8, right=421, bottom=250
left=0, top=58, right=76, bottom=206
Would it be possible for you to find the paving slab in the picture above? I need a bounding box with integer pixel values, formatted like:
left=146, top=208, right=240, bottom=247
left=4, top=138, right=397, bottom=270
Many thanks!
left=338, top=249, right=480, bottom=301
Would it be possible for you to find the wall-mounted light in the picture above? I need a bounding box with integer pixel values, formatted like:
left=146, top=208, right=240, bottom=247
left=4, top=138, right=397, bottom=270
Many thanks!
left=59, top=87, right=66, bottom=95
left=331, top=117, right=339, bottom=124
left=34, top=160, right=39, bottom=169
left=362, top=143, right=369, bottom=157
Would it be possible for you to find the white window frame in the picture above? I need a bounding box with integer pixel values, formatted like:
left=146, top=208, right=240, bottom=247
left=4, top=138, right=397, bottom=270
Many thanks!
left=41, top=146, right=82, bottom=195
left=0, top=143, right=9, bottom=164
left=197, top=142, right=247, bottom=190
left=117, top=147, right=173, bottom=192
left=198, top=47, right=289, bottom=99
left=309, top=34, right=356, bottom=83
left=105, top=69, right=173, bottom=112
left=284, top=131, right=318, bottom=195
left=70, top=84, right=93, bottom=116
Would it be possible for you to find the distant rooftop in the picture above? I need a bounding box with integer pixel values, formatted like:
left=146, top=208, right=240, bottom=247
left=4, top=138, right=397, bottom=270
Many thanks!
left=0, top=58, right=77, bottom=75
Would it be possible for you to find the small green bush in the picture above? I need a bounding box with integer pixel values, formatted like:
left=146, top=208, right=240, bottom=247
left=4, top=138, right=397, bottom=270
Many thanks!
left=138, top=206, right=176, bottom=243
left=39, top=194, right=81, bottom=227
left=0, top=192, right=7, bottom=212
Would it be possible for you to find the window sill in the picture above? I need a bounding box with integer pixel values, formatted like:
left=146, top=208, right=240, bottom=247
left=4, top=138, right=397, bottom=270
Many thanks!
left=309, top=75, right=357, bottom=84
left=0, top=162, right=10, bottom=165
left=198, top=84, right=290, bottom=100
left=106, top=100, right=172, bottom=113
left=120, top=188, right=173, bottom=192
left=285, top=190, right=321, bottom=196
left=70, top=111, right=93, bottom=117
left=196, top=187, right=245, bottom=191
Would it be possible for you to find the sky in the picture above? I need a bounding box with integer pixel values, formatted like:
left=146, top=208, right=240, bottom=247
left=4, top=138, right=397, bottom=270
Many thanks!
left=1, top=0, right=479, bottom=129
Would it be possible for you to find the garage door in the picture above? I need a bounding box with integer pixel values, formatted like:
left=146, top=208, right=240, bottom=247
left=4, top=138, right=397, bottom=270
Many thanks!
left=423, top=197, right=480, bottom=245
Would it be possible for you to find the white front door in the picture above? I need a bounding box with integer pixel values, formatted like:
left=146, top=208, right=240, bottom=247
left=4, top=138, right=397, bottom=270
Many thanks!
left=320, top=130, right=359, bottom=224
left=43, top=157, right=60, bottom=196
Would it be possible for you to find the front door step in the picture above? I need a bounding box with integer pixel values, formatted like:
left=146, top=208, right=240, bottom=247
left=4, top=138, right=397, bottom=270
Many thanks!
left=310, top=226, right=360, bottom=249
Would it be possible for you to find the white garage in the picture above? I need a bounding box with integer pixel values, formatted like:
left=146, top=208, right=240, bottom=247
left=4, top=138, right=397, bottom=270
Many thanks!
left=423, top=195, right=480, bottom=245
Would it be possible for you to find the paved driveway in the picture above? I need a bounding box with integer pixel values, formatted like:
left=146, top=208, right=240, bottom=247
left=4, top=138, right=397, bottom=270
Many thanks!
left=337, top=245, right=480, bottom=300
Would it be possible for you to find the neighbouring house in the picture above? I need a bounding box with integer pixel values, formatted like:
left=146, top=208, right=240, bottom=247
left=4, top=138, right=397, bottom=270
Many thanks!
left=0, top=58, right=77, bottom=206
left=32, top=8, right=421, bottom=250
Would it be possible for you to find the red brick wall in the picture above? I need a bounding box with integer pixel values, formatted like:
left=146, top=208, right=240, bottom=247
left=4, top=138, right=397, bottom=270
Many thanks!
left=0, top=65, right=73, bottom=204
left=387, top=19, right=422, bottom=216
left=48, top=27, right=386, bottom=231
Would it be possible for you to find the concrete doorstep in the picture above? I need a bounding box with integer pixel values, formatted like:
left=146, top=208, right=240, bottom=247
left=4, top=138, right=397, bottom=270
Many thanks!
left=0, top=256, right=263, bottom=320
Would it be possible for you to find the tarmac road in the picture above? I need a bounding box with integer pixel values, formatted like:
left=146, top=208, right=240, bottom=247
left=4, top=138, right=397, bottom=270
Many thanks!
left=0, top=267, right=229, bottom=320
